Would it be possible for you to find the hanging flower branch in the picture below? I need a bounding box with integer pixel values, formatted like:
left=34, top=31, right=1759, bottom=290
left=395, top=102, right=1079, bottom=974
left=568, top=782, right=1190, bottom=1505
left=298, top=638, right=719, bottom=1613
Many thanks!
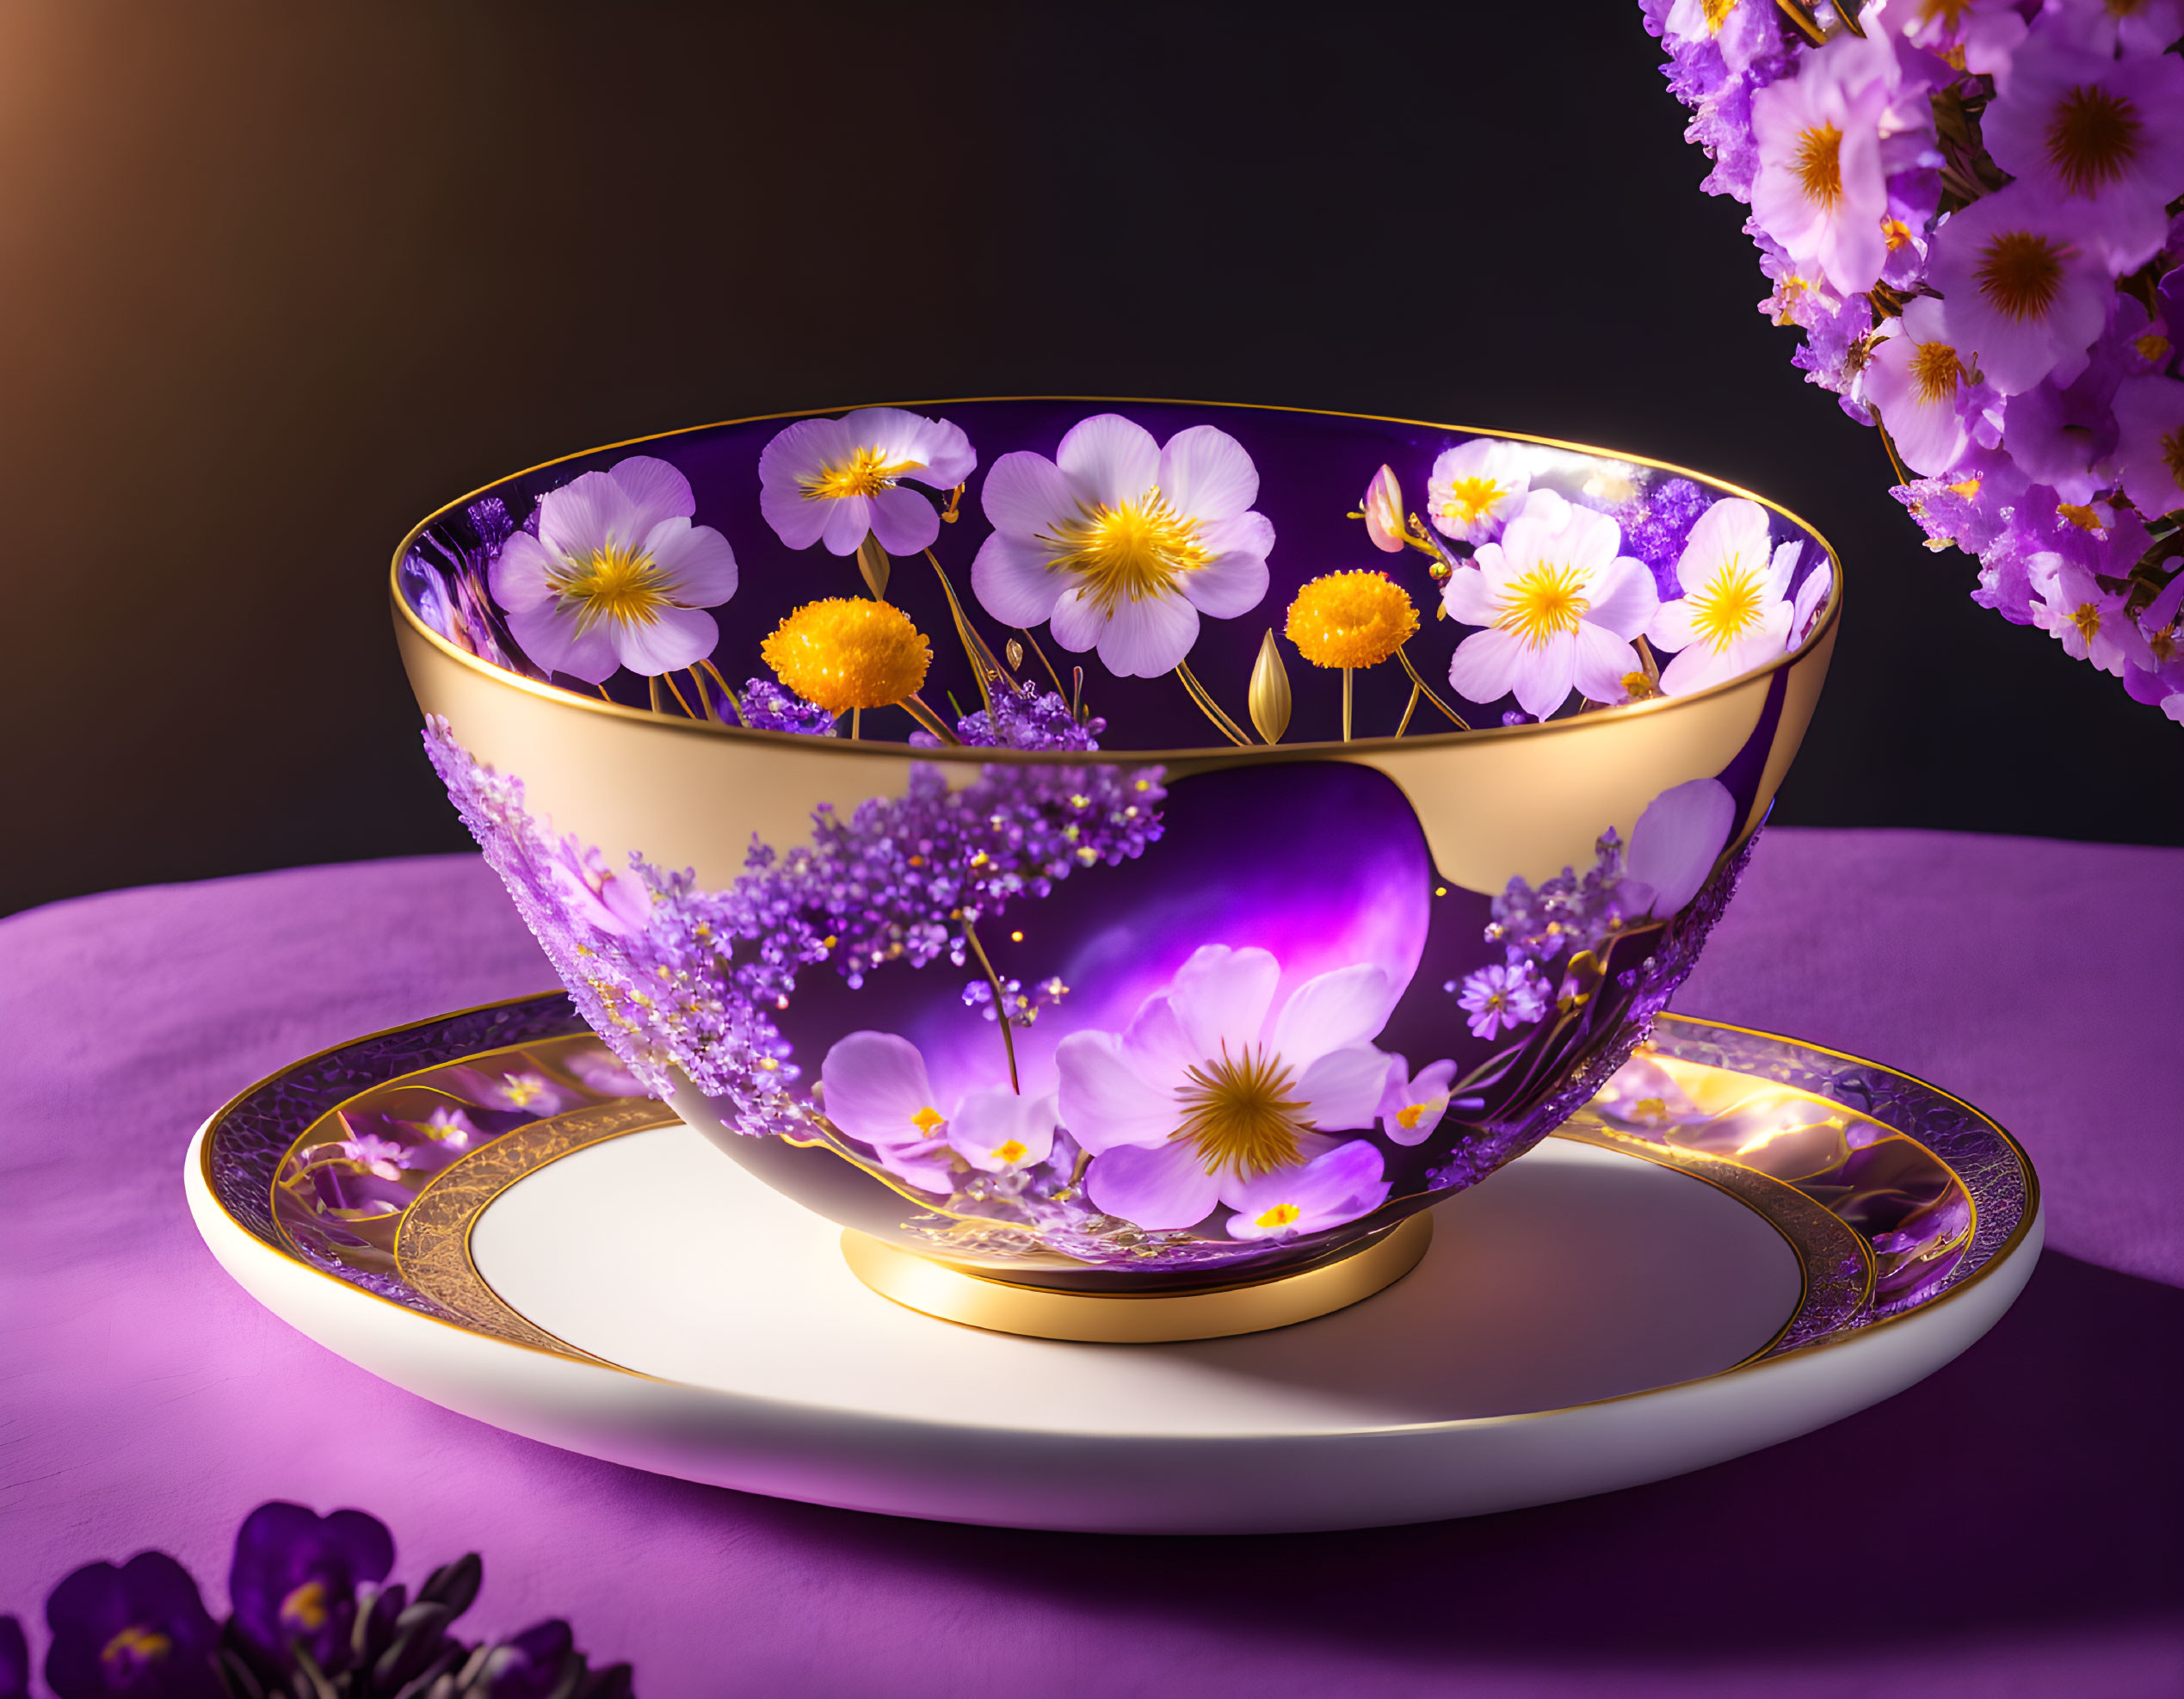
left=1644, top=0, right=2184, bottom=720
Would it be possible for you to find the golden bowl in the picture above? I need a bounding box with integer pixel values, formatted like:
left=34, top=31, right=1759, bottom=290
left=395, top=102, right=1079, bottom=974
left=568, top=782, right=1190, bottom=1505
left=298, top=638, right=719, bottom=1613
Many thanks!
left=392, top=398, right=1837, bottom=1338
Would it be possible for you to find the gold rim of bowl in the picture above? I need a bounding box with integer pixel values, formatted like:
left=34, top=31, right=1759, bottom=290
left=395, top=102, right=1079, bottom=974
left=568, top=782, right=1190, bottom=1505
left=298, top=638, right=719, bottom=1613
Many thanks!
left=387, top=396, right=1844, bottom=764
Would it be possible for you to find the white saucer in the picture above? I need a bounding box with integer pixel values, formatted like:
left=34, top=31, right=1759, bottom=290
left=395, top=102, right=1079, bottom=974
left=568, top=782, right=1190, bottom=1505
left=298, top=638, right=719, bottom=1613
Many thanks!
left=186, top=1001, right=2042, bottom=1534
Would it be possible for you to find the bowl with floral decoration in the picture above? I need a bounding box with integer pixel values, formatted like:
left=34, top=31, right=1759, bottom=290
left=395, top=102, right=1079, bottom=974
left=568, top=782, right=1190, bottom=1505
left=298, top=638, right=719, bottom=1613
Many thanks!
left=392, top=398, right=1838, bottom=1330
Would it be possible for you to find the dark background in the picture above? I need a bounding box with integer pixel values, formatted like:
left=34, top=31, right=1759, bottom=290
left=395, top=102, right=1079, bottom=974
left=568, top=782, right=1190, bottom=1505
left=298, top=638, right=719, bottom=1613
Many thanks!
left=7, top=0, right=2180, bottom=920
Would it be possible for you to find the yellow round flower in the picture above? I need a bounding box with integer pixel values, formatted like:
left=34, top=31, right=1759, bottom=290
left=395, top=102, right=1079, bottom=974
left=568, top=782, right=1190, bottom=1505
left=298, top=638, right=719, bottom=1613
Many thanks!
left=1283, top=571, right=1419, bottom=670
left=760, top=597, right=932, bottom=713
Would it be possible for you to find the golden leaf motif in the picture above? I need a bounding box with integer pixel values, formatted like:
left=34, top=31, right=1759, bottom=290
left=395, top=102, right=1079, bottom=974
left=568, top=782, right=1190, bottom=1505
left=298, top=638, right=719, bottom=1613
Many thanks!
left=1249, top=628, right=1292, bottom=744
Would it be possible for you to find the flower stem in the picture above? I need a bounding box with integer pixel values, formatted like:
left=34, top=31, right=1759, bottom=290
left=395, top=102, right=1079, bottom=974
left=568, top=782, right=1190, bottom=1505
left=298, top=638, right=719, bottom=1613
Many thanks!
left=923, top=548, right=1012, bottom=714
left=1395, top=682, right=1421, bottom=738
left=1870, top=406, right=1913, bottom=489
left=960, top=918, right=1021, bottom=1093
left=648, top=676, right=666, bottom=715
left=662, top=670, right=700, bottom=720
left=1018, top=626, right=1069, bottom=702
left=1342, top=668, right=1354, bottom=742
left=698, top=658, right=741, bottom=724
left=901, top=692, right=962, bottom=744
left=1395, top=646, right=1471, bottom=729
left=851, top=706, right=861, bottom=741
left=1173, top=659, right=1251, bottom=746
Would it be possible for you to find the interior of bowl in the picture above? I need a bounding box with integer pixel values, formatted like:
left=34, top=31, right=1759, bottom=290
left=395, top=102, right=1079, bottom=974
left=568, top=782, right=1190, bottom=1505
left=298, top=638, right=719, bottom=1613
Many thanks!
left=394, top=397, right=1835, bottom=753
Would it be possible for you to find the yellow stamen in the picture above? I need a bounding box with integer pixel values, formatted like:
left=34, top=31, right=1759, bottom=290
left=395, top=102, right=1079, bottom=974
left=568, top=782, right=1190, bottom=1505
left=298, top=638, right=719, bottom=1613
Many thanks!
left=1948, top=474, right=1983, bottom=497
left=1792, top=123, right=1844, bottom=209
left=1687, top=563, right=1769, bottom=652
left=281, top=1580, right=330, bottom=1633
left=2133, top=331, right=2170, bottom=367
left=1255, top=1202, right=1303, bottom=1230
left=498, top=1075, right=549, bottom=1107
left=800, top=444, right=922, bottom=502
left=2044, top=84, right=2144, bottom=196
left=2149, top=622, right=2178, bottom=665
left=910, top=1106, right=946, bottom=1135
left=1284, top=571, right=1419, bottom=670
left=2161, top=426, right=2184, bottom=489
left=990, top=1139, right=1028, bottom=1165
left=1976, top=230, right=2067, bottom=322
left=1882, top=217, right=1914, bottom=251
left=549, top=542, right=675, bottom=634
left=2069, top=602, right=2103, bottom=644
left=101, top=1626, right=172, bottom=1671
left=1436, top=475, right=1511, bottom=529
left=2057, top=502, right=2102, bottom=532
left=1173, top=1042, right=1313, bottom=1177
left=1040, top=491, right=1211, bottom=615
left=1495, top=564, right=1590, bottom=648
left=1908, top=340, right=1965, bottom=407
left=761, top=597, right=933, bottom=713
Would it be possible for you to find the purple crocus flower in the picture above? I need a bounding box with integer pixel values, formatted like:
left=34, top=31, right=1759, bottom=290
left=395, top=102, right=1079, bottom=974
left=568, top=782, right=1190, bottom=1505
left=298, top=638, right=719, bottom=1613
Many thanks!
left=2113, top=373, right=2184, bottom=517
left=819, top=1031, right=1058, bottom=1189
left=490, top=456, right=738, bottom=683
left=43, top=1553, right=221, bottom=1699
left=1980, top=19, right=2184, bottom=273
left=757, top=407, right=976, bottom=558
left=227, top=1502, right=394, bottom=1677
left=335, top=1128, right=410, bottom=1181
left=1862, top=297, right=1993, bottom=477
left=1378, top=1055, right=1461, bottom=1146
left=1924, top=184, right=2112, bottom=397
left=1750, top=31, right=1906, bottom=297
left=1057, top=944, right=1403, bottom=1231
left=1, top=1617, right=28, bottom=1699
left=443, top=1066, right=577, bottom=1117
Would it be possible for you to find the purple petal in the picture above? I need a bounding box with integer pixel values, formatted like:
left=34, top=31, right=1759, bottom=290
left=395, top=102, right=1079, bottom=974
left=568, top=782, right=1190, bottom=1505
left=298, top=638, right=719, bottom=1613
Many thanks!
left=1093, top=586, right=1200, bottom=678
left=611, top=604, right=718, bottom=677
left=1293, top=1042, right=1396, bottom=1131
left=972, top=533, right=1067, bottom=627
left=645, top=518, right=738, bottom=607
left=819, top=492, right=874, bottom=555
left=1055, top=1029, right=1178, bottom=1154
left=1168, top=944, right=1280, bottom=1060
left=505, top=599, right=618, bottom=683
left=1084, top=1139, right=1220, bottom=1231
left=758, top=479, right=835, bottom=551
left=1056, top=413, right=1158, bottom=508
left=608, top=454, right=695, bottom=534
left=1157, top=424, right=1259, bottom=522
left=489, top=531, right=558, bottom=614
left=979, top=450, right=1075, bottom=540
left=1270, top=963, right=1394, bottom=1071
left=1627, top=777, right=1737, bottom=917
left=538, top=469, right=639, bottom=559
left=866, top=484, right=941, bottom=556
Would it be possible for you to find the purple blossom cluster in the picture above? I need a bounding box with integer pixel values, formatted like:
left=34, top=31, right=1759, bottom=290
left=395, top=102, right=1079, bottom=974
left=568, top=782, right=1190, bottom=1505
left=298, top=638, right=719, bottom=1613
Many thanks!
left=1645, top=0, right=2184, bottom=720
left=1597, top=476, right=1717, bottom=601
left=1487, top=827, right=1645, bottom=967
left=951, top=682, right=1105, bottom=752
left=423, top=716, right=1165, bottom=1137
left=723, top=676, right=838, bottom=736
left=4, top=1500, right=628, bottom=1699
left=400, top=498, right=532, bottom=677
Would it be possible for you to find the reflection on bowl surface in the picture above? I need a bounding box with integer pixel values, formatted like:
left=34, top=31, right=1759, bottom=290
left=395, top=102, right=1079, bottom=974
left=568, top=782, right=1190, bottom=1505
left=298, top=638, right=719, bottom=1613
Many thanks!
left=393, top=398, right=1838, bottom=1292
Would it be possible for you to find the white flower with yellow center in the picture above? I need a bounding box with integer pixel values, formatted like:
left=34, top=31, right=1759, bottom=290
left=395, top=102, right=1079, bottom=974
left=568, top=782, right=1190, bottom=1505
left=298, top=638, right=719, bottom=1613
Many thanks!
left=1056, top=944, right=1401, bottom=1233
left=490, top=456, right=738, bottom=683
left=1647, top=497, right=1802, bottom=696
left=819, top=1030, right=1057, bottom=1193
left=971, top=413, right=1274, bottom=677
left=1441, top=490, right=1660, bottom=719
left=1426, top=439, right=1532, bottom=546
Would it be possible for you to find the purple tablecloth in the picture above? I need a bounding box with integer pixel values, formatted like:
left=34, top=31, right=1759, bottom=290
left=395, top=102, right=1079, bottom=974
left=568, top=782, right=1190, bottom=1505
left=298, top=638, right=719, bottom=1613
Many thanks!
left=3, top=831, right=2180, bottom=1696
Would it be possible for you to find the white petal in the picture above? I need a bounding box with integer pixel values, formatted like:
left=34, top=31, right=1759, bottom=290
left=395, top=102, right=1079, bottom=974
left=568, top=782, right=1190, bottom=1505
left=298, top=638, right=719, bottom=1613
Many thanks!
left=1270, top=964, right=1394, bottom=1071
left=1503, top=633, right=1580, bottom=719
left=1056, top=414, right=1159, bottom=508
left=1447, top=625, right=1523, bottom=704
left=1441, top=565, right=1498, bottom=627
left=1054, top=1031, right=1175, bottom=1154
left=947, top=1089, right=1057, bottom=1171
left=1085, top=1140, right=1220, bottom=1231
left=980, top=451, right=1077, bottom=541
left=1178, top=547, right=1269, bottom=619
left=971, top=534, right=1067, bottom=627
left=1675, top=498, right=1772, bottom=594
left=1294, top=1044, right=1397, bottom=1131
left=1095, top=588, right=1200, bottom=678
left=1157, top=424, right=1259, bottom=521
left=1570, top=621, right=1642, bottom=703
left=1649, top=596, right=1700, bottom=652
left=1584, top=557, right=1660, bottom=637
left=1168, top=945, right=1280, bottom=1060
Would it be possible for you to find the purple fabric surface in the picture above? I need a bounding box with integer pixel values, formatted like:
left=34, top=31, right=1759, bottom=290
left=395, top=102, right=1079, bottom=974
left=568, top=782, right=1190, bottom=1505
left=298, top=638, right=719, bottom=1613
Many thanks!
left=1, top=834, right=2178, bottom=1696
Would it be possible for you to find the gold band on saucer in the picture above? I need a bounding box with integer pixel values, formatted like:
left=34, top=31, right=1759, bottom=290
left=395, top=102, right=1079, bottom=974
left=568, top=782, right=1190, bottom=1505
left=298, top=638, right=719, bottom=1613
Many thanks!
left=839, top=1211, right=1434, bottom=1343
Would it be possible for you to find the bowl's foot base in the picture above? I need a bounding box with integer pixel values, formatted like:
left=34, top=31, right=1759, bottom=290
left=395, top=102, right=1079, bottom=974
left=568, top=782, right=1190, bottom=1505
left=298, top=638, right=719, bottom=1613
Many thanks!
left=839, top=1213, right=1434, bottom=1343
